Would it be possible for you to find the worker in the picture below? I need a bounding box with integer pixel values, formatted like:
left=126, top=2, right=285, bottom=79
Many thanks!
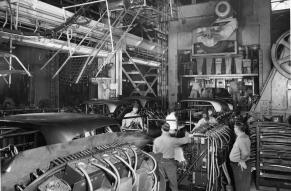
left=153, top=122, right=191, bottom=191
left=189, top=80, right=202, bottom=98
left=229, top=122, right=251, bottom=191
left=165, top=110, right=188, bottom=164
left=229, top=79, right=240, bottom=109
left=193, top=110, right=218, bottom=131
left=121, top=103, right=144, bottom=131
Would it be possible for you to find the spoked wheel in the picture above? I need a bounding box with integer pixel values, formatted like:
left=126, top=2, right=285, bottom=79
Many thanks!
left=271, top=30, right=291, bottom=79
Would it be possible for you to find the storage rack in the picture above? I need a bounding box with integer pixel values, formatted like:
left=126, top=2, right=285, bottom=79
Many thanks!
left=255, top=122, right=291, bottom=190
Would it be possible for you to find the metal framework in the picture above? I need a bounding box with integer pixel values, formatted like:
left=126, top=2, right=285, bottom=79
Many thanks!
left=122, top=49, right=158, bottom=96
left=0, top=52, right=32, bottom=86
left=119, top=0, right=175, bottom=98
left=0, top=0, right=175, bottom=102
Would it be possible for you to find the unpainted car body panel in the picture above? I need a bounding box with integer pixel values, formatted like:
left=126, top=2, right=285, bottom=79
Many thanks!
left=179, top=98, right=230, bottom=112
left=83, top=99, right=130, bottom=114
left=121, top=96, right=162, bottom=108
left=177, top=98, right=231, bottom=124
left=1, top=112, right=120, bottom=145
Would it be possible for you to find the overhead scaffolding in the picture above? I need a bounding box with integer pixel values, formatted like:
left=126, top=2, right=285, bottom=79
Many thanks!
left=0, top=0, right=176, bottom=102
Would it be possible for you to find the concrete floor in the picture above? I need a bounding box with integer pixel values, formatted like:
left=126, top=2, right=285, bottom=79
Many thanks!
left=178, top=173, right=259, bottom=191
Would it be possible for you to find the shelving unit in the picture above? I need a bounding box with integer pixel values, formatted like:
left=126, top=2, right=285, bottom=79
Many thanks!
left=255, top=122, right=291, bottom=191
left=181, top=74, right=259, bottom=78
left=178, top=45, right=260, bottom=101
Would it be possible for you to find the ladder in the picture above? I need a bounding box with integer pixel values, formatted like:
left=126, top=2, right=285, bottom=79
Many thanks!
left=122, top=50, right=158, bottom=96
left=94, top=8, right=142, bottom=78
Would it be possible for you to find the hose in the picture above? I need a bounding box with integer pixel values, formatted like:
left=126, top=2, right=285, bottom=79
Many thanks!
left=222, top=162, right=231, bottom=186
left=77, top=162, right=93, bottom=191
left=90, top=160, right=118, bottom=189
left=141, top=151, right=157, bottom=174
left=122, top=148, right=132, bottom=167
left=141, top=151, right=158, bottom=191
left=130, top=146, right=138, bottom=171
left=103, top=156, right=121, bottom=191
left=24, top=163, right=67, bottom=191
left=120, top=148, right=132, bottom=177
left=151, top=170, right=158, bottom=191
left=114, top=154, right=137, bottom=186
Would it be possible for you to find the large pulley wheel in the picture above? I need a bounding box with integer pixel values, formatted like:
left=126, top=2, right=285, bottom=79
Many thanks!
left=271, top=30, right=291, bottom=79
left=215, top=1, right=232, bottom=18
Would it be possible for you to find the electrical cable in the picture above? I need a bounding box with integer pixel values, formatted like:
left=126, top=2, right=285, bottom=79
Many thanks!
left=141, top=150, right=158, bottom=191
left=151, top=170, right=158, bottom=191
left=221, top=162, right=231, bottom=186
left=103, top=157, right=121, bottom=191
left=114, top=154, right=137, bottom=186
left=119, top=148, right=132, bottom=177
left=141, top=151, right=157, bottom=174
left=130, top=146, right=138, bottom=171
left=121, top=148, right=132, bottom=167
left=24, top=163, right=67, bottom=191
left=77, top=162, right=93, bottom=191
left=90, top=160, right=118, bottom=189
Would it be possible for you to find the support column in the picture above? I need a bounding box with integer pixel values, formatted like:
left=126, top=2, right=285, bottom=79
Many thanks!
left=255, top=0, right=271, bottom=90
left=115, top=49, right=123, bottom=97
left=168, top=22, right=179, bottom=109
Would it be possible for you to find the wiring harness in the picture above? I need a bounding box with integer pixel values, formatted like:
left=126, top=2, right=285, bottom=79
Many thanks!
left=12, top=143, right=158, bottom=191
left=178, top=124, right=232, bottom=191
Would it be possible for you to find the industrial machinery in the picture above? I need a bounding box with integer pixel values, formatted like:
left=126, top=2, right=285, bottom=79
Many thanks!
left=251, top=30, right=291, bottom=120
left=2, top=132, right=157, bottom=191
left=178, top=124, right=232, bottom=191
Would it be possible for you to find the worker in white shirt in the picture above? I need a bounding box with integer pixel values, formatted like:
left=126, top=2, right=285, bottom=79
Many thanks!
left=153, top=122, right=191, bottom=191
left=229, top=122, right=251, bottom=191
left=192, top=110, right=218, bottom=131
left=121, top=103, right=144, bottom=131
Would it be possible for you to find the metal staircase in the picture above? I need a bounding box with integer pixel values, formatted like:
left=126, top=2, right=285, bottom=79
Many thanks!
left=122, top=50, right=158, bottom=96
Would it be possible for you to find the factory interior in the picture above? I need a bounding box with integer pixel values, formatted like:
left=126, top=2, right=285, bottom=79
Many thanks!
left=0, top=0, right=290, bottom=191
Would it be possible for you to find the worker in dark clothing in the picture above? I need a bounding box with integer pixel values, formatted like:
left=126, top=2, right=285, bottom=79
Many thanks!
left=153, top=122, right=191, bottom=191
left=229, top=122, right=251, bottom=191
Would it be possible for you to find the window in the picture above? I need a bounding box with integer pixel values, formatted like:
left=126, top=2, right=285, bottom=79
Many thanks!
left=72, top=125, right=121, bottom=140
left=114, top=104, right=132, bottom=119
left=93, top=125, right=121, bottom=134
left=271, top=0, right=290, bottom=11
left=178, top=101, right=215, bottom=122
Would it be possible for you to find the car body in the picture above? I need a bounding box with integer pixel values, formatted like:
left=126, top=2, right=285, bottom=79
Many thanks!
left=80, top=99, right=132, bottom=119
left=201, top=87, right=233, bottom=104
left=121, top=96, right=165, bottom=137
left=176, top=98, right=231, bottom=125
left=121, top=96, right=164, bottom=112
left=0, top=112, right=121, bottom=155
left=81, top=97, right=165, bottom=138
